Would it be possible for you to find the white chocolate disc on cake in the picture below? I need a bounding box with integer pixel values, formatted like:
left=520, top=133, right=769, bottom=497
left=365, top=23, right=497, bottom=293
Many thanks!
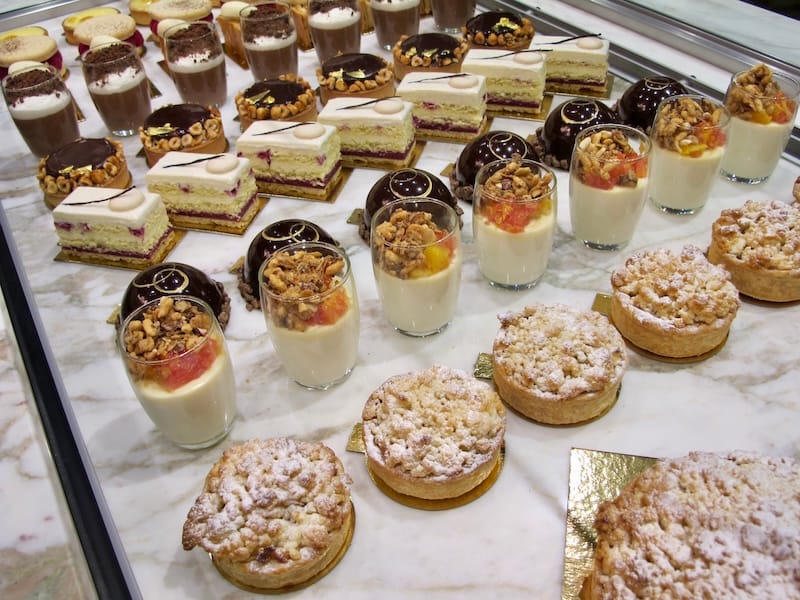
left=373, top=98, right=404, bottom=115
left=294, top=123, right=325, bottom=139
left=449, top=75, right=479, bottom=89
left=577, top=37, right=604, bottom=50
left=221, top=1, right=249, bottom=19
left=205, top=155, right=238, bottom=174
left=109, top=189, right=144, bottom=211
left=89, top=34, right=122, bottom=49
left=7, top=60, right=46, bottom=75
left=513, top=52, right=542, bottom=65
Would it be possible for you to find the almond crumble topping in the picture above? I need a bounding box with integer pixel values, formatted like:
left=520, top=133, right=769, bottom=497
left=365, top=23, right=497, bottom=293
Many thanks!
left=372, top=208, right=455, bottom=279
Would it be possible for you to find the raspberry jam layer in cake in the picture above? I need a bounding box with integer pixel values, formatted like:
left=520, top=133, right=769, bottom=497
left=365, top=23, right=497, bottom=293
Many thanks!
left=318, top=96, right=415, bottom=168
left=52, top=186, right=174, bottom=267
left=145, top=152, right=259, bottom=234
left=235, top=121, right=342, bottom=201
left=462, top=48, right=545, bottom=114
left=396, top=71, right=487, bottom=142
left=533, top=34, right=609, bottom=94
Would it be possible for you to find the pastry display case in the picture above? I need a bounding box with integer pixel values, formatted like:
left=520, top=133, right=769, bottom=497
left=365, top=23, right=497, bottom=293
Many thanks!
left=1, top=0, right=798, bottom=598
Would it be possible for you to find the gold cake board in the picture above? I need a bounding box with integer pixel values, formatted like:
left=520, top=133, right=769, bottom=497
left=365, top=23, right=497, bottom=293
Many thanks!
left=54, top=229, right=185, bottom=271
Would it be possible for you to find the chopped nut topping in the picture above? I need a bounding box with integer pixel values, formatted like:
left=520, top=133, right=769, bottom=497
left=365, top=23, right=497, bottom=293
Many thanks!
left=373, top=208, right=455, bottom=279
left=652, top=96, right=727, bottom=156
left=573, top=128, right=647, bottom=189
left=477, top=158, right=553, bottom=233
left=725, top=63, right=797, bottom=125
left=261, top=249, right=349, bottom=331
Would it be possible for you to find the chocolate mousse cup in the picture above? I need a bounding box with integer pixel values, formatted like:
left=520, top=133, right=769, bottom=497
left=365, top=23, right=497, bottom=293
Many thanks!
left=430, top=0, right=475, bottom=34
left=82, top=41, right=151, bottom=136
left=164, top=21, right=227, bottom=108
left=370, top=0, right=420, bottom=50
left=308, top=0, right=361, bottom=64
left=2, top=64, right=80, bottom=158
left=241, top=2, right=298, bottom=81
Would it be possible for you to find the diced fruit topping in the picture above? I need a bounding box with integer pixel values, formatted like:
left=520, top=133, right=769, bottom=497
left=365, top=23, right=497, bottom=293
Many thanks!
left=725, top=63, right=798, bottom=125
left=574, top=128, right=648, bottom=190
left=653, top=96, right=727, bottom=157
left=478, top=159, right=553, bottom=232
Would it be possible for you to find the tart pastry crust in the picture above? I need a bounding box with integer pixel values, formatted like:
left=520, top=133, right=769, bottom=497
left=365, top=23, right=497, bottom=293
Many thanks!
left=708, top=199, right=800, bottom=302
left=610, top=245, right=740, bottom=358
left=182, top=438, right=353, bottom=590
left=362, top=365, right=505, bottom=500
left=492, top=304, right=627, bottom=424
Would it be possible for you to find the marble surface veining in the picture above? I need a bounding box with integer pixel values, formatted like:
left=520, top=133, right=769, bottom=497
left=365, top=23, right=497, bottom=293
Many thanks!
left=0, top=1, right=799, bottom=599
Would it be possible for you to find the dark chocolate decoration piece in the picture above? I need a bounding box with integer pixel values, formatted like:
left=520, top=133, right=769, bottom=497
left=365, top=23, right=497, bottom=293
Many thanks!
left=44, top=137, right=116, bottom=178
left=617, top=76, right=689, bottom=132
left=540, top=98, right=619, bottom=163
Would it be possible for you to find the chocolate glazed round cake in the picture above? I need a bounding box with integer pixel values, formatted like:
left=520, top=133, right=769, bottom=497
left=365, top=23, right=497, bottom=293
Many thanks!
left=617, top=76, right=688, bottom=133
left=450, top=130, right=536, bottom=203
left=361, top=168, right=460, bottom=241
left=235, top=75, right=317, bottom=129
left=140, top=103, right=225, bottom=166
left=534, top=98, right=620, bottom=169
left=238, top=219, right=338, bottom=309
left=464, top=11, right=534, bottom=49
left=317, top=53, right=395, bottom=104
left=393, top=32, right=467, bottom=80
left=120, top=262, right=231, bottom=328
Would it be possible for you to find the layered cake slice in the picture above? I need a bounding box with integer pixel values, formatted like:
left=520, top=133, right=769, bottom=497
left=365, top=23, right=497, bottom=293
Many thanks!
left=145, top=152, right=259, bottom=234
left=462, top=48, right=546, bottom=114
left=533, top=34, right=609, bottom=95
left=396, top=71, right=487, bottom=142
left=235, top=121, right=342, bottom=201
left=317, top=96, right=416, bottom=169
left=52, top=186, right=175, bottom=268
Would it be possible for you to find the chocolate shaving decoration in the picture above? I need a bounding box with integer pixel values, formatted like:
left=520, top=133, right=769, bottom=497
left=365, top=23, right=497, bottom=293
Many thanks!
left=162, top=154, right=226, bottom=168
left=335, top=95, right=401, bottom=110
left=533, top=33, right=602, bottom=45
left=63, top=185, right=136, bottom=206
left=253, top=121, right=314, bottom=135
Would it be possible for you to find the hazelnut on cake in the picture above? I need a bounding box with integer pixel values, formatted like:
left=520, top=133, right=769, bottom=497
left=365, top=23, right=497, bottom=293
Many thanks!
left=610, top=245, right=740, bottom=358
left=362, top=365, right=506, bottom=500
left=492, top=304, right=627, bottom=425
left=182, top=438, right=353, bottom=590
left=708, top=199, right=800, bottom=302
left=584, top=451, right=800, bottom=599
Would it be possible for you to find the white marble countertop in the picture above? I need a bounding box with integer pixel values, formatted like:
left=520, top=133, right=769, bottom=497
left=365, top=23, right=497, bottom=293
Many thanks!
left=1, top=1, right=799, bottom=598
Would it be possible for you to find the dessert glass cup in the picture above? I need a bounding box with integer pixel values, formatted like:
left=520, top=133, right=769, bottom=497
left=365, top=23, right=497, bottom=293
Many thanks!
left=720, top=70, right=799, bottom=185
left=371, top=197, right=462, bottom=336
left=164, top=20, right=227, bottom=108
left=369, top=0, right=420, bottom=51
left=241, top=1, right=298, bottom=81
left=569, top=124, right=652, bottom=251
left=308, top=0, right=361, bottom=64
left=2, top=63, right=80, bottom=158
left=81, top=41, right=151, bottom=137
left=648, top=94, right=729, bottom=215
left=473, top=159, right=556, bottom=289
left=118, top=296, right=237, bottom=449
left=259, top=241, right=360, bottom=390
left=430, top=0, right=476, bottom=34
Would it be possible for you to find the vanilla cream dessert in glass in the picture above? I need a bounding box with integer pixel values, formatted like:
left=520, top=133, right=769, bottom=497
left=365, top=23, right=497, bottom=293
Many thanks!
left=473, top=158, right=556, bottom=289
left=648, top=95, right=729, bottom=215
left=570, top=124, right=651, bottom=250
left=260, top=241, right=359, bottom=389
left=119, top=295, right=237, bottom=449
left=371, top=197, right=462, bottom=336
left=721, top=64, right=799, bottom=185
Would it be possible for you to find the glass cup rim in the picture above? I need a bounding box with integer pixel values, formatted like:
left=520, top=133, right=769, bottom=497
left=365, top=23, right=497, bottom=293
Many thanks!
left=309, top=0, right=359, bottom=13
left=475, top=157, right=557, bottom=203
left=573, top=123, right=653, bottom=164
left=370, top=197, right=459, bottom=250
left=118, top=294, right=219, bottom=366
left=258, top=240, right=352, bottom=303
left=163, top=19, right=218, bottom=42
left=2, top=62, right=61, bottom=93
left=653, top=93, right=731, bottom=128
left=729, top=69, right=800, bottom=99
left=241, top=1, right=292, bottom=20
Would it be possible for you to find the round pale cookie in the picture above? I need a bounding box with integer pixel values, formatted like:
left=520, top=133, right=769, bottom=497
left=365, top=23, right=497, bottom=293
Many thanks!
left=610, top=245, right=740, bottom=358
left=182, top=438, right=353, bottom=590
left=362, top=365, right=506, bottom=501
left=492, top=304, right=627, bottom=425
left=585, top=451, right=800, bottom=599
left=708, top=199, right=800, bottom=303
left=62, top=7, right=120, bottom=44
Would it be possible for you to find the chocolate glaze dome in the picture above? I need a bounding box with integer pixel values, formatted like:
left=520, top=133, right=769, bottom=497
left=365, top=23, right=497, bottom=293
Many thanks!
left=321, top=53, right=387, bottom=83
left=536, top=98, right=619, bottom=169
left=43, top=137, right=117, bottom=177
left=464, top=11, right=534, bottom=48
left=361, top=168, right=459, bottom=241
left=398, top=33, right=461, bottom=63
left=239, top=219, right=338, bottom=308
left=617, top=76, right=689, bottom=132
left=120, top=262, right=230, bottom=327
left=142, top=103, right=214, bottom=139
left=451, top=130, right=536, bottom=203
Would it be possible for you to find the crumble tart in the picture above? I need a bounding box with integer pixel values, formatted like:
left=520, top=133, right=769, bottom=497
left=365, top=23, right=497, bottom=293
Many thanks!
left=492, top=304, right=627, bottom=424
left=182, top=438, right=353, bottom=590
left=362, top=365, right=505, bottom=500
left=610, top=245, right=740, bottom=358
left=708, top=199, right=800, bottom=302
left=584, top=451, right=800, bottom=599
